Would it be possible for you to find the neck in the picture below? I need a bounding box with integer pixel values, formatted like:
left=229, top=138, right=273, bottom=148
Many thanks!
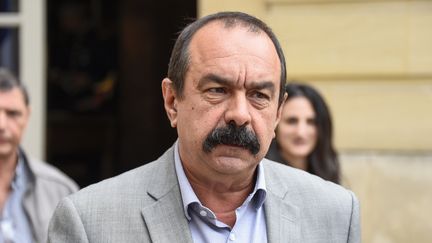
left=182, top=162, right=257, bottom=227
left=183, top=163, right=256, bottom=203
left=280, top=151, right=308, bottom=171
left=0, top=152, right=18, bottom=179
left=0, top=152, right=18, bottom=211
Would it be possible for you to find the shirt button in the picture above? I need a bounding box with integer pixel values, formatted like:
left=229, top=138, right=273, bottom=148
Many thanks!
left=229, top=233, right=236, bottom=241
left=199, top=210, right=207, bottom=217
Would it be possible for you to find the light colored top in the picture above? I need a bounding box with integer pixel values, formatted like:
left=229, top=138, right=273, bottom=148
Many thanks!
left=174, top=142, right=268, bottom=243
left=0, top=153, right=33, bottom=243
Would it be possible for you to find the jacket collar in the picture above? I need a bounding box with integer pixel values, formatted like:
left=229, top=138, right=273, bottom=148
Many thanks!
left=263, top=159, right=301, bottom=242
left=140, top=145, right=300, bottom=243
left=140, top=146, right=194, bottom=243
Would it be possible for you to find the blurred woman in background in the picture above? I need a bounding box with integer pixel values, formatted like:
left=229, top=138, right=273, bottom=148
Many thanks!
left=267, top=83, right=341, bottom=184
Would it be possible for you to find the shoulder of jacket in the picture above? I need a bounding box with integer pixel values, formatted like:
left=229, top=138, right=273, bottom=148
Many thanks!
left=27, top=157, right=79, bottom=191
left=263, top=158, right=355, bottom=203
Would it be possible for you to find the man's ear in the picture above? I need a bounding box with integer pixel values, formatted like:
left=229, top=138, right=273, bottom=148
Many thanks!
left=23, top=105, right=31, bottom=131
left=273, top=92, right=287, bottom=138
left=26, top=105, right=31, bottom=119
left=162, top=78, right=178, bottom=128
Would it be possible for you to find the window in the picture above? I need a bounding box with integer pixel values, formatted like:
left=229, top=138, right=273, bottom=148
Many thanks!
left=0, top=0, right=45, bottom=159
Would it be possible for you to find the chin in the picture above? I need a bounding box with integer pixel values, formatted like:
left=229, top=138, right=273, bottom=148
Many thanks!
left=214, top=161, right=254, bottom=175
left=211, top=145, right=254, bottom=157
left=211, top=153, right=258, bottom=171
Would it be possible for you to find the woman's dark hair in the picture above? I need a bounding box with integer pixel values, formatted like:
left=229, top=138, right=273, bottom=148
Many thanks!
left=284, top=83, right=340, bottom=184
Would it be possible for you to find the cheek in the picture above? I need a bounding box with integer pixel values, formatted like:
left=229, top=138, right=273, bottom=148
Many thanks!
left=178, top=104, right=222, bottom=138
left=17, top=122, right=27, bottom=134
left=275, top=127, right=292, bottom=149
left=310, top=127, right=318, bottom=144
left=262, top=112, right=279, bottom=132
left=8, top=122, right=25, bottom=141
left=250, top=112, right=277, bottom=149
left=277, top=124, right=296, bottom=139
left=307, top=124, right=317, bottom=137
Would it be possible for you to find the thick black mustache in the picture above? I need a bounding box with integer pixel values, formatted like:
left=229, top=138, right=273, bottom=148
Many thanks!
left=202, top=121, right=260, bottom=155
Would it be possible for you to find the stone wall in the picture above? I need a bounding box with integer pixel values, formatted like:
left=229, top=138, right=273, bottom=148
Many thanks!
left=341, top=152, right=432, bottom=243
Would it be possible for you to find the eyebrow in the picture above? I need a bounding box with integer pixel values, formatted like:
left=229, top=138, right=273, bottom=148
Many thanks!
left=197, top=73, right=276, bottom=94
left=3, top=108, right=23, bottom=116
left=249, top=81, right=275, bottom=94
left=197, top=73, right=231, bottom=89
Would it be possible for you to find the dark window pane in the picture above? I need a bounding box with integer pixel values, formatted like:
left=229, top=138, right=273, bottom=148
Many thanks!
left=47, top=0, right=118, bottom=113
left=0, top=27, right=19, bottom=75
left=0, top=0, right=19, bottom=12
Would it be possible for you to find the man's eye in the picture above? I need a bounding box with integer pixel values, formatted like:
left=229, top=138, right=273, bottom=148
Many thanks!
left=7, top=111, right=21, bottom=118
left=252, top=91, right=270, bottom=100
left=208, top=87, right=226, bottom=94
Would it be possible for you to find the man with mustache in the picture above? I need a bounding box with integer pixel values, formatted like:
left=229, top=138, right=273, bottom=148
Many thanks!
left=0, top=68, right=78, bottom=243
left=49, top=12, right=360, bottom=242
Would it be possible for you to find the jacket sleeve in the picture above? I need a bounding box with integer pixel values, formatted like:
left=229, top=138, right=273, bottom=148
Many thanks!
left=48, top=197, right=89, bottom=243
left=347, top=191, right=361, bottom=243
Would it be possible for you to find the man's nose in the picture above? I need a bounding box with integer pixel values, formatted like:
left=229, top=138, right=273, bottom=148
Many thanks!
left=224, top=94, right=251, bottom=127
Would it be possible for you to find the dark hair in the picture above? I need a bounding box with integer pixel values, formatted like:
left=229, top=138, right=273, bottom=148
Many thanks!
left=284, top=83, right=340, bottom=184
left=0, top=68, right=30, bottom=105
left=167, top=11, right=286, bottom=105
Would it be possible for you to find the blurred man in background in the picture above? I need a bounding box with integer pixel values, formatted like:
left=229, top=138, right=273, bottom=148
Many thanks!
left=0, top=68, right=78, bottom=243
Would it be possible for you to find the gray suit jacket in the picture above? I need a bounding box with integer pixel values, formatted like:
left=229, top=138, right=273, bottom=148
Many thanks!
left=48, top=145, right=360, bottom=243
left=21, top=149, right=79, bottom=243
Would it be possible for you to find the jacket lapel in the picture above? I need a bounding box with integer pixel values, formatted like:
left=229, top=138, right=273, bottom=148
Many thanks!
left=265, top=192, right=300, bottom=242
left=140, top=146, right=193, bottom=243
left=141, top=189, right=193, bottom=243
left=264, top=160, right=301, bottom=243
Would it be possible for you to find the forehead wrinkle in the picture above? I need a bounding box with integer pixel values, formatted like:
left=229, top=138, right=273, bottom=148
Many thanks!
left=197, top=71, right=276, bottom=92
left=189, top=23, right=281, bottom=94
left=197, top=73, right=234, bottom=89
left=190, top=23, right=275, bottom=65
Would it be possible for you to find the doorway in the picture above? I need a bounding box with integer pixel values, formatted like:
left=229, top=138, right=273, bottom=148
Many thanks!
left=46, top=0, right=196, bottom=187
